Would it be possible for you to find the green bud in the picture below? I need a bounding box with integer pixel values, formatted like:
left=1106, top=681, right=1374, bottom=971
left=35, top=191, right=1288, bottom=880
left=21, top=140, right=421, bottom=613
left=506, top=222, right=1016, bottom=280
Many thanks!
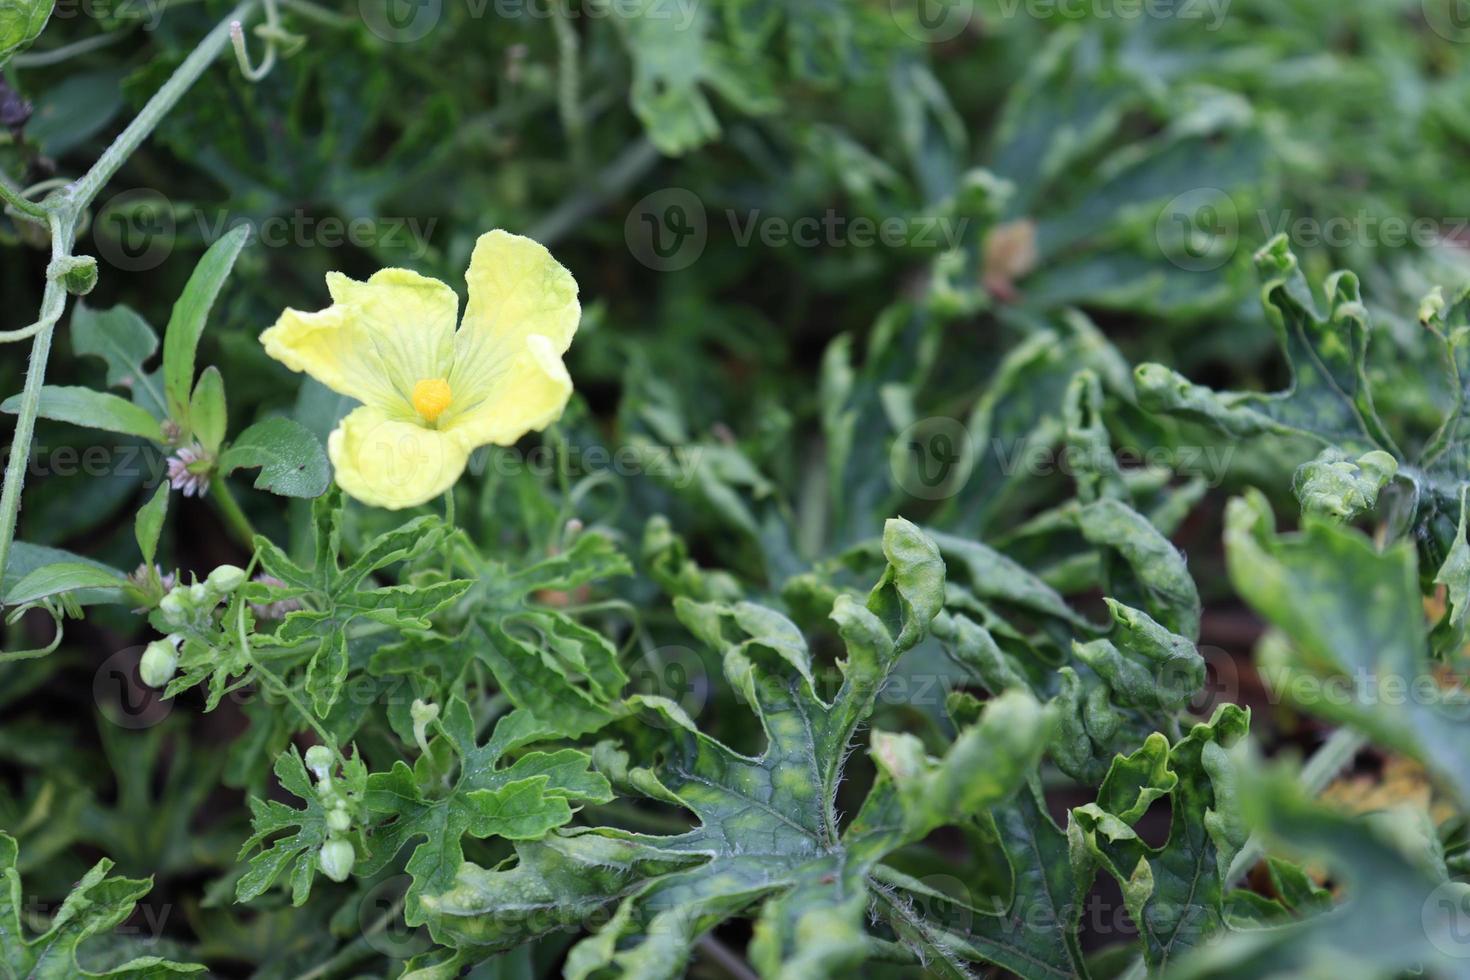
left=158, top=591, right=188, bottom=624
left=411, top=698, right=440, bottom=757
left=49, top=255, right=98, bottom=296
left=326, top=808, right=352, bottom=832
left=1293, top=448, right=1399, bottom=523
left=303, top=744, right=334, bottom=779
left=206, top=564, right=247, bottom=594
left=139, top=639, right=178, bottom=688
left=317, top=839, right=355, bottom=882
left=189, top=582, right=208, bottom=603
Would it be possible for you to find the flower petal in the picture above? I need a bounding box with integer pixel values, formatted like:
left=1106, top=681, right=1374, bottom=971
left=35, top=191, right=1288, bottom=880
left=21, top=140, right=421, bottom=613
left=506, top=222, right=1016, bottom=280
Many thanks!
left=443, top=334, right=573, bottom=449
left=450, top=230, right=580, bottom=402
left=328, top=405, right=469, bottom=510
left=261, top=268, right=458, bottom=410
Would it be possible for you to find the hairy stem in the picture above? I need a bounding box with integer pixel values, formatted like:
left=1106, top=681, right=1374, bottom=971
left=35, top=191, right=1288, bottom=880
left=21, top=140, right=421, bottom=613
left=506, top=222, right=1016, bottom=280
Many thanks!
left=0, top=0, right=260, bottom=592
left=211, top=476, right=257, bottom=549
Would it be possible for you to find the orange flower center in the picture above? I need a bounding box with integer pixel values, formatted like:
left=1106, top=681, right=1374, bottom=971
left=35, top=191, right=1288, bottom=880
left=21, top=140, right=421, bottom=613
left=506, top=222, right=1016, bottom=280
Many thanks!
left=411, top=378, right=452, bottom=423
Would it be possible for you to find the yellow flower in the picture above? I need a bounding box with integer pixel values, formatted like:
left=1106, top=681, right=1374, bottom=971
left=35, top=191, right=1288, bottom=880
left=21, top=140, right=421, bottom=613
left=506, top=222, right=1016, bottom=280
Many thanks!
left=259, top=230, right=579, bottom=509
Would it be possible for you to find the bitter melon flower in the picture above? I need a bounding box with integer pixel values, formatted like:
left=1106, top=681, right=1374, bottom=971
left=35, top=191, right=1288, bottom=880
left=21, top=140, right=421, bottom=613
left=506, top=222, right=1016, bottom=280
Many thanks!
left=259, top=231, right=579, bottom=509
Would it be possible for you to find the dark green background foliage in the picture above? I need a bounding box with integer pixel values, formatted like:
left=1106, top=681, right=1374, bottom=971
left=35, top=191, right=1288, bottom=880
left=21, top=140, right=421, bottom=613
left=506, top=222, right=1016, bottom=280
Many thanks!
left=6, top=0, right=1470, bottom=977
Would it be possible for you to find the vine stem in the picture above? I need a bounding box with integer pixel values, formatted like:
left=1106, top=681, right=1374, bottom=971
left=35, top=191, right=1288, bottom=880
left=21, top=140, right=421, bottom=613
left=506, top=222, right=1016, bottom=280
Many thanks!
left=234, top=597, right=338, bottom=754
left=211, top=476, right=257, bottom=549
left=0, top=0, right=259, bottom=593
left=0, top=214, right=70, bottom=585
left=0, top=178, right=46, bottom=220
left=69, top=1, right=257, bottom=208
left=288, top=894, right=407, bottom=980
left=11, top=29, right=132, bottom=69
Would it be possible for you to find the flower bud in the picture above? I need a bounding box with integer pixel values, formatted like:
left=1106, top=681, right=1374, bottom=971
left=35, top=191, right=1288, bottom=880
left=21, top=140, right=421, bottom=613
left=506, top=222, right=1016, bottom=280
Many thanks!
left=411, top=698, right=440, bottom=757
left=317, top=839, right=355, bottom=882
left=189, top=582, right=208, bottom=603
left=326, top=808, right=352, bottom=832
left=303, top=744, right=334, bottom=780
left=51, top=255, right=98, bottom=296
left=206, top=564, right=247, bottom=594
left=158, top=590, right=187, bottom=625
left=139, top=639, right=179, bottom=688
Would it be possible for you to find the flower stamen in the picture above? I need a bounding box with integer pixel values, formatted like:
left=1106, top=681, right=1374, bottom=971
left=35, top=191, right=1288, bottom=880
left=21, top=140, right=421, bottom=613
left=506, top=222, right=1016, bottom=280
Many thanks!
left=411, top=378, right=453, bottom=423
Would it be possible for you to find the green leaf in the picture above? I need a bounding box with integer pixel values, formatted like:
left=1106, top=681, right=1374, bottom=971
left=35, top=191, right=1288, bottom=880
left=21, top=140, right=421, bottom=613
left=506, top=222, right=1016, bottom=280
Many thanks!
left=927, top=529, right=1091, bottom=628
left=1073, top=598, right=1205, bottom=713
left=70, top=303, right=165, bottom=416
left=1073, top=497, right=1201, bottom=641
left=1434, top=485, right=1470, bottom=652
left=1169, top=755, right=1470, bottom=980
left=1, top=542, right=128, bottom=606
left=162, top=225, right=249, bottom=421
left=1072, top=704, right=1250, bottom=973
left=218, top=417, right=330, bottom=498
left=1137, top=236, right=1396, bottom=456
left=189, top=365, right=227, bottom=453
left=240, top=488, right=470, bottom=715
left=475, top=609, right=627, bottom=738
left=1291, top=447, right=1397, bottom=523
left=875, top=774, right=1088, bottom=979
left=0, top=832, right=205, bottom=977
left=421, top=522, right=1055, bottom=978
left=1224, top=489, right=1470, bottom=805
left=1, top=385, right=162, bottom=441
left=3, top=561, right=128, bottom=606
left=134, top=481, right=169, bottom=568
left=361, top=698, right=612, bottom=924
left=236, top=748, right=366, bottom=906
left=0, top=0, right=52, bottom=67
left=597, top=0, right=778, bottom=155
